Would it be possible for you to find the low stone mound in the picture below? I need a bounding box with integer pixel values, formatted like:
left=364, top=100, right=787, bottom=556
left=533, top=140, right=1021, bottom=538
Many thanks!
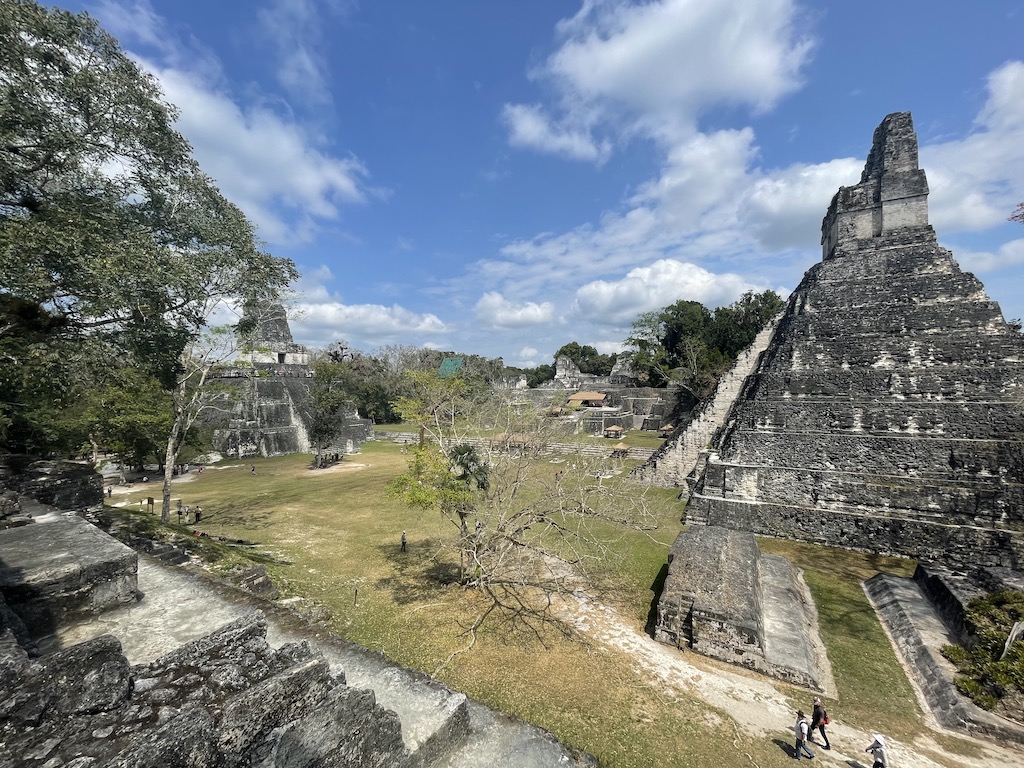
left=654, top=525, right=824, bottom=689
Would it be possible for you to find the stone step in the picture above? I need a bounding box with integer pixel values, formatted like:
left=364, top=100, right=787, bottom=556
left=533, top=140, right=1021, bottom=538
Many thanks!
left=40, top=551, right=587, bottom=766
left=0, top=514, right=139, bottom=631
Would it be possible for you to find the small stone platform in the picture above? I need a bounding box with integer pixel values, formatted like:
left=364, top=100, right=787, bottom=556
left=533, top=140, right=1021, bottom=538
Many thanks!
left=0, top=513, right=138, bottom=634
left=654, top=525, right=824, bottom=689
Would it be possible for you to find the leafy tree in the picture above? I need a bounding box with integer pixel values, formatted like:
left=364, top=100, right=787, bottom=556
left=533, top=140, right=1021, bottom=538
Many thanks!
left=503, top=363, right=556, bottom=388
left=706, top=290, right=785, bottom=358
left=1011, top=203, right=1024, bottom=224
left=1, top=2, right=296, bottom=512
left=624, top=290, right=784, bottom=397
left=78, top=368, right=173, bottom=478
left=303, top=355, right=357, bottom=464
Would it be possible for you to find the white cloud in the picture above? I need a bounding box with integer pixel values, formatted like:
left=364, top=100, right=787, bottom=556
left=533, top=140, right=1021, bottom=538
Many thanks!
left=255, top=0, right=355, bottom=107
left=572, top=259, right=759, bottom=325
left=93, top=1, right=372, bottom=245
left=740, top=157, right=861, bottom=251
left=502, top=104, right=611, bottom=163
left=504, top=0, right=814, bottom=159
left=923, top=61, right=1024, bottom=233
left=518, top=346, right=539, bottom=359
left=156, top=67, right=368, bottom=243
left=950, top=239, right=1024, bottom=274
left=292, top=301, right=448, bottom=348
left=474, top=292, right=556, bottom=328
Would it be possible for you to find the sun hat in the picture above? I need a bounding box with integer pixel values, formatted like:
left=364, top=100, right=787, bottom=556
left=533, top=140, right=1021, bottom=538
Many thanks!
left=871, top=733, right=886, bottom=747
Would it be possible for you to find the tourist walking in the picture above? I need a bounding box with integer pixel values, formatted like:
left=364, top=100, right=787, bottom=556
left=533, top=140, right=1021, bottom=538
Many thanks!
left=865, top=733, right=888, bottom=767
left=400, top=530, right=407, bottom=552
left=194, top=506, right=202, bottom=524
left=810, top=696, right=830, bottom=749
left=793, top=710, right=814, bottom=760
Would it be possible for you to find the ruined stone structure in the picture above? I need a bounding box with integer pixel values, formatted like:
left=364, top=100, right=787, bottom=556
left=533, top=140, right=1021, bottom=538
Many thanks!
left=654, top=526, right=824, bottom=690
left=685, top=112, right=1024, bottom=571
left=211, top=305, right=372, bottom=458
left=241, top=303, right=310, bottom=367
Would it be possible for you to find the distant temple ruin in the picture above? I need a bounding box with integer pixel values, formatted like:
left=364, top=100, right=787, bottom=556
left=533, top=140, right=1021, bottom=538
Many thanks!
left=683, top=111, right=1024, bottom=571
left=210, top=304, right=372, bottom=458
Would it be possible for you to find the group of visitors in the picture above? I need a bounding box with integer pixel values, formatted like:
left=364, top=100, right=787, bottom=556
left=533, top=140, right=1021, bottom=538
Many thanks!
left=793, top=699, right=889, bottom=765
left=175, top=499, right=203, bottom=525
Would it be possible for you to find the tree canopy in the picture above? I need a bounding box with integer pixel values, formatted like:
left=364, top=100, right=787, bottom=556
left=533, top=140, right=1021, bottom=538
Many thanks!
left=0, top=0, right=296, bottom=455
left=625, top=290, right=784, bottom=394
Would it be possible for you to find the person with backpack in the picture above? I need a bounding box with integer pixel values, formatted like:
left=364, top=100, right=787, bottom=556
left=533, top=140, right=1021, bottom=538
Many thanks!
left=810, top=696, right=830, bottom=749
left=793, top=710, right=814, bottom=760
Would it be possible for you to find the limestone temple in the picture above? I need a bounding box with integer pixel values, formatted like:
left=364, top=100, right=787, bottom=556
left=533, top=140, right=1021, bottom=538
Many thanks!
left=684, top=111, right=1024, bottom=570
left=654, top=113, right=1024, bottom=729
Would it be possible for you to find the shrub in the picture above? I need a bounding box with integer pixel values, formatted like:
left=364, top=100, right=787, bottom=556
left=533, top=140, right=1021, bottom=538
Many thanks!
left=941, top=589, right=1024, bottom=713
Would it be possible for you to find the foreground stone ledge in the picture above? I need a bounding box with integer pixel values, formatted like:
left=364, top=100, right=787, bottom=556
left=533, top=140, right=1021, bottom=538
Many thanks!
left=0, top=515, right=138, bottom=633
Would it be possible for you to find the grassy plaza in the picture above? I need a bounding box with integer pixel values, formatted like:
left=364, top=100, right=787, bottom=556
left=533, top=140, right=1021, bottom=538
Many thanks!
left=103, top=441, right=981, bottom=768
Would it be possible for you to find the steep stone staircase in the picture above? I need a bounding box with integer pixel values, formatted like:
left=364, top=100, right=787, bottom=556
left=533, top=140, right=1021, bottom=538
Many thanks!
left=2, top=507, right=593, bottom=765
left=631, top=315, right=782, bottom=492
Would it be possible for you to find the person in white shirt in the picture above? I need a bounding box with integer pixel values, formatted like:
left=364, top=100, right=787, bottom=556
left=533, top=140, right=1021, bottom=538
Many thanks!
left=866, top=733, right=888, bottom=767
left=793, top=710, right=814, bottom=760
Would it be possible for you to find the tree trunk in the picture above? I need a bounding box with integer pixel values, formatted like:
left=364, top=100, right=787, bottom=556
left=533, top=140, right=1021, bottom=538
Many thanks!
left=161, top=406, right=183, bottom=522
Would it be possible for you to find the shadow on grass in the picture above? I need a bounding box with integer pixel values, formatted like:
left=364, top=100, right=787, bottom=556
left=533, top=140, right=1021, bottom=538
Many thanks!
left=771, top=738, right=795, bottom=758
left=373, top=538, right=461, bottom=605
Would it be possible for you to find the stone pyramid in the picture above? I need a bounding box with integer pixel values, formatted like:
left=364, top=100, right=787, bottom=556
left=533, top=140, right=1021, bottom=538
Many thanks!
left=686, top=112, right=1024, bottom=571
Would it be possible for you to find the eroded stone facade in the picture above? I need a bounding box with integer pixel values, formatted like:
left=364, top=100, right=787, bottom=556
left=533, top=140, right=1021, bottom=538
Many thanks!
left=686, top=112, right=1024, bottom=570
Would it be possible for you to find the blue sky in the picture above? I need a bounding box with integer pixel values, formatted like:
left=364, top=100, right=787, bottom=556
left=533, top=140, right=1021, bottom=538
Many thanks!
left=65, top=0, right=1024, bottom=367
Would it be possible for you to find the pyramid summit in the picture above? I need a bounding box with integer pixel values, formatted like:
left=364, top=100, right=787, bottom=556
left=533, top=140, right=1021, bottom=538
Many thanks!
left=685, top=111, right=1024, bottom=570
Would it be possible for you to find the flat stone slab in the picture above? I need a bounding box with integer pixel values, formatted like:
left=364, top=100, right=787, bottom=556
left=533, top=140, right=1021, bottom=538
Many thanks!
left=759, top=553, right=820, bottom=689
left=0, top=515, right=138, bottom=634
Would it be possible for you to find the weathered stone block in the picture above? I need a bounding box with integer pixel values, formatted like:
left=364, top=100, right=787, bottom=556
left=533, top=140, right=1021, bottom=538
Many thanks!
left=0, top=516, right=138, bottom=634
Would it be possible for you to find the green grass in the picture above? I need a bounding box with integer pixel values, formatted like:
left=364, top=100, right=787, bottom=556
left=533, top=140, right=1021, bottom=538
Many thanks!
left=756, top=538, right=923, bottom=740
left=104, top=445, right=980, bottom=767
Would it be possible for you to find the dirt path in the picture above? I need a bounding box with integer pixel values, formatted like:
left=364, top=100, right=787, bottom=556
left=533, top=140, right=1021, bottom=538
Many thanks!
left=569, top=596, right=1023, bottom=768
